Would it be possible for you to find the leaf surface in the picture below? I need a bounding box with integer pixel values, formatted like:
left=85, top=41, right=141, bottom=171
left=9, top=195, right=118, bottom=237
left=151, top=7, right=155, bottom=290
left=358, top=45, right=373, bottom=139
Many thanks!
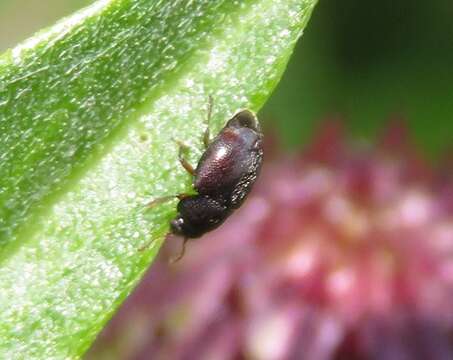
left=0, top=0, right=317, bottom=358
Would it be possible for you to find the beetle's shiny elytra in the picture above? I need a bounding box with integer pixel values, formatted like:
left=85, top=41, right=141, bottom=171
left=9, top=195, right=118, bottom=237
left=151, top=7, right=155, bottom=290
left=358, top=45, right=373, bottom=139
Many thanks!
left=148, top=98, right=263, bottom=261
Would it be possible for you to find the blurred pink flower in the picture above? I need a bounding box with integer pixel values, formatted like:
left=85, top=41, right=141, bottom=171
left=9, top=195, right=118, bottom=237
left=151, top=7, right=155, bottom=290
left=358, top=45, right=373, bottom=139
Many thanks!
left=88, top=122, right=453, bottom=360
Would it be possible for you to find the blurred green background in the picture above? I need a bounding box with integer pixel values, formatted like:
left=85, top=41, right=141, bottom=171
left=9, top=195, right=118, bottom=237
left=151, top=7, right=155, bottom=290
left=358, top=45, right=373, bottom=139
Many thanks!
left=1, top=0, right=452, bottom=157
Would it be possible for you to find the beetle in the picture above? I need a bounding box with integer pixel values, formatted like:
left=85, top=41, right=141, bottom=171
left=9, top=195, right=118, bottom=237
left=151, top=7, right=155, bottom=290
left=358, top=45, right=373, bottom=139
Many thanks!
left=148, top=97, right=263, bottom=261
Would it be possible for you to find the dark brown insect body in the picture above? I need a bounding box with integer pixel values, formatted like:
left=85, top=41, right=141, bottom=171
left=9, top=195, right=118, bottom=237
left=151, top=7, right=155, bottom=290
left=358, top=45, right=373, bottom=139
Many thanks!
left=146, top=100, right=263, bottom=260
left=171, top=110, right=263, bottom=239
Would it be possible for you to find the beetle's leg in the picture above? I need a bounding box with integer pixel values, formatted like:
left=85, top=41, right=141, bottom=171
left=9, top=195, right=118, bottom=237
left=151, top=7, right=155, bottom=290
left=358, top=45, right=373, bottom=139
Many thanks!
left=140, top=195, right=190, bottom=252
left=170, top=237, right=189, bottom=263
left=173, top=139, right=196, bottom=176
left=203, top=95, right=214, bottom=148
left=146, top=193, right=189, bottom=208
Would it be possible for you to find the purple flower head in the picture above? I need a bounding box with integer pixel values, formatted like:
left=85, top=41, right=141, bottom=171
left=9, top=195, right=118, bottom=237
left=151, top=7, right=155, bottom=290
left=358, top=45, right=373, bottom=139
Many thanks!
left=88, top=121, right=453, bottom=360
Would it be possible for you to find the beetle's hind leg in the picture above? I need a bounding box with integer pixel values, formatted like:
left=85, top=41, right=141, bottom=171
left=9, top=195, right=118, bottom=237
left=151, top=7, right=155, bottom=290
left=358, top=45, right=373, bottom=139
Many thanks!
left=203, top=95, right=214, bottom=148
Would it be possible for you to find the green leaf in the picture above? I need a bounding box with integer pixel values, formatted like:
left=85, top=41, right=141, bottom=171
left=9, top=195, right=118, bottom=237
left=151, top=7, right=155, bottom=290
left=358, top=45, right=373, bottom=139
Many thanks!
left=0, top=0, right=317, bottom=358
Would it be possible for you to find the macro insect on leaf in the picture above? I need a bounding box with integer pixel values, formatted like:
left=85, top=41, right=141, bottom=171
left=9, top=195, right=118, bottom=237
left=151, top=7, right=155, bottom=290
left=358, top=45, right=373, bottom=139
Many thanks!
left=147, top=97, right=264, bottom=261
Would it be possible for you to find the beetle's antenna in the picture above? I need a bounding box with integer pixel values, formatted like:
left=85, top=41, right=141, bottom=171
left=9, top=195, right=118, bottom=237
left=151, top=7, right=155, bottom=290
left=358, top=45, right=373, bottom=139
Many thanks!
left=170, top=237, right=188, bottom=263
left=203, top=95, right=214, bottom=148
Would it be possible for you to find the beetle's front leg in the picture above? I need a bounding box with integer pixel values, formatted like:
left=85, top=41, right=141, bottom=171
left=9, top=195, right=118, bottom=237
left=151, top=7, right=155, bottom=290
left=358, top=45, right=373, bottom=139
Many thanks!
left=146, top=193, right=190, bottom=208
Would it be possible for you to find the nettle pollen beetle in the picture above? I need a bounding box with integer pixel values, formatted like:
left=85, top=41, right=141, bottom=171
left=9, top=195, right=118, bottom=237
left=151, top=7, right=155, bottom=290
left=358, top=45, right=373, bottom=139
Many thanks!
left=149, top=97, right=263, bottom=261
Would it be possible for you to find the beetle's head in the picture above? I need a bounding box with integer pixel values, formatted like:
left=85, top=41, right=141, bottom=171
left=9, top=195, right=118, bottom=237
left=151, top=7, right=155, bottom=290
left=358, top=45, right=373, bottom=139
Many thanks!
left=227, top=110, right=261, bottom=133
left=170, top=216, right=185, bottom=236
